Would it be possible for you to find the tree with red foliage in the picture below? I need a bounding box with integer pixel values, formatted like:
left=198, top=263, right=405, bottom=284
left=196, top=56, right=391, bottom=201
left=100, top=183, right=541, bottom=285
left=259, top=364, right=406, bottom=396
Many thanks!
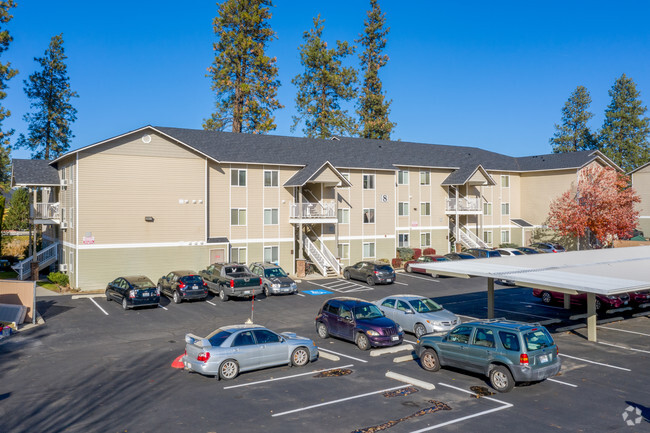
left=547, top=165, right=640, bottom=247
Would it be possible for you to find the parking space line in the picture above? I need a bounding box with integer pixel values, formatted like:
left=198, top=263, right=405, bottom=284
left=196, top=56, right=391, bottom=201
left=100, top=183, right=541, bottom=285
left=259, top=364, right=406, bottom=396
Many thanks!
left=394, top=281, right=408, bottom=286
left=318, top=347, right=368, bottom=363
left=271, top=385, right=406, bottom=417
left=206, top=301, right=216, bottom=306
left=306, top=280, right=372, bottom=293
left=296, top=293, right=305, bottom=297
left=158, top=305, right=168, bottom=311
left=560, top=354, right=631, bottom=371
left=598, top=326, right=650, bottom=337
left=399, top=273, right=439, bottom=282
left=519, top=302, right=566, bottom=311
left=547, top=378, right=578, bottom=387
left=223, top=364, right=354, bottom=390
left=485, top=307, right=553, bottom=320
left=598, top=341, right=650, bottom=354
left=89, top=298, right=109, bottom=316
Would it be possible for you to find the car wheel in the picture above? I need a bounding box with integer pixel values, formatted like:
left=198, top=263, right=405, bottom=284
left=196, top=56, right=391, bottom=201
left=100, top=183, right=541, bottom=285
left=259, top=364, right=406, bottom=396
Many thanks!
left=122, top=297, right=128, bottom=310
left=219, top=288, right=229, bottom=302
left=489, top=365, right=514, bottom=392
left=406, top=265, right=412, bottom=273
left=344, top=271, right=350, bottom=280
left=414, top=323, right=427, bottom=338
left=105, top=289, right=111, bottom=302
left=291, top=347, right=310, bottom=367
left=366, top=277, right=375, bottom=286
left=356, top=333, right=370, bottom=351
left=219, top=359, right=239, bottom=380
left=541, top=291, right=552, bottom=304
left=316, top=322, right=329, bottom=339
left=595, top=298, right=603, bottom=312
left=420, top=348, right=440, bottom=372
left=263, top=285, right=270, bottom=297
left=173, top=291, right=181, bottom=304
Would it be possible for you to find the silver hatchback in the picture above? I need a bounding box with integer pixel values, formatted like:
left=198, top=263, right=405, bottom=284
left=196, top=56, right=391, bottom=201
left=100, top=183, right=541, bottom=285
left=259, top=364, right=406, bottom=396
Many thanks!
left=374, top=295, right=460, bottom=338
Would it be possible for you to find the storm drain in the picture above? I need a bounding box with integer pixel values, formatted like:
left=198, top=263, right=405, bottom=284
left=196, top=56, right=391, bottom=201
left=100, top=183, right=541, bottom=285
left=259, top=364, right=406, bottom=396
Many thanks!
left=351, top=400, right=452, bottom=433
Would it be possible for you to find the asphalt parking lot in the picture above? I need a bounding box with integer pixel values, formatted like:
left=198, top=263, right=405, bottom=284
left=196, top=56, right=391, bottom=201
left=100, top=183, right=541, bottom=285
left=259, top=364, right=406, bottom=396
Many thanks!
left=1, top=272, right=649, bottom=432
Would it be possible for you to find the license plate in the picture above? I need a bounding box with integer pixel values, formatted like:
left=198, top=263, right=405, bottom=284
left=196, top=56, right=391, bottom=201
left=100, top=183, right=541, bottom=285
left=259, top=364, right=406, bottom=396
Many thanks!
left=386, top=279, right=392, bottom=283
left=391, top=336, right=399, bottom=341
left=244, top=291, right=251, bottom=295
left=539, top=354, right=548, bottom=363
left=142, top=292, right=150, bottom=297
left=192, top=285, right=198, bottom=289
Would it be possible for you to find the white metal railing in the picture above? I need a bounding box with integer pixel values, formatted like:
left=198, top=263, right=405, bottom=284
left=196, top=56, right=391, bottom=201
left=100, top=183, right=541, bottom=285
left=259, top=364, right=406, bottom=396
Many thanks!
left=303, top=235, right=329, bottom=275
left=290, top=201, right=336, bottom=219
left=446, top=197, right=481, bottom=212
left=32, top=202, right=60, bottom=220
left=462, top=225, right=489, bottom=248
left=12, top=242, right=59, bottom=280
left=450, top=223, right=489, bottom=249
left=319, top=240, right=341, bottom=274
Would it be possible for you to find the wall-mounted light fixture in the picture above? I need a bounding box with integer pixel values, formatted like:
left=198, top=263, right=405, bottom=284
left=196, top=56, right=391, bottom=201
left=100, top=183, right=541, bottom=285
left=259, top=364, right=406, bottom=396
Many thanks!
left=145, top=216, right=154, bottom=222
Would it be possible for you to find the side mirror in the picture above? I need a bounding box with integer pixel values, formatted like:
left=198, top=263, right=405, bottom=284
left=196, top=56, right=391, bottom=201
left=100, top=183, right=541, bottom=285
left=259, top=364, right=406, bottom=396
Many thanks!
left=381, top=311, right=386, bottom=316
left=405, top=309, right=414, bottom=315
left=279, top=336, right=286, bottom=343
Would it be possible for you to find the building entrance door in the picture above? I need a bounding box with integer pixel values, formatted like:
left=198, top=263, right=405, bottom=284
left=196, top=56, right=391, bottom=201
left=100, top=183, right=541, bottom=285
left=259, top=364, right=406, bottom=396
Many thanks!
left=210, top=248, right=225, bottom=264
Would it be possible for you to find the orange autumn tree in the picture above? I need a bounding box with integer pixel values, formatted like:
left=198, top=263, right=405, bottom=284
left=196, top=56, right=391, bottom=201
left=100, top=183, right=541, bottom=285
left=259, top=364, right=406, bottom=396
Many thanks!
left=547, top=165, right=640, bottom=247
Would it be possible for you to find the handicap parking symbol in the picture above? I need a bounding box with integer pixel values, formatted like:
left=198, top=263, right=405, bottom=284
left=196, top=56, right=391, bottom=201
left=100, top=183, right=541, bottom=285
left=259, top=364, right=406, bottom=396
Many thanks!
left=302, top=289, right=333, bottom=296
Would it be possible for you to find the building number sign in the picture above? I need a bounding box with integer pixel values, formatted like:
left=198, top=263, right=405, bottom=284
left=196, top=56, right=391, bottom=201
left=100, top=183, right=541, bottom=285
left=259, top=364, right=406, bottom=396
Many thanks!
left=380, top=194, right=389, bottom=203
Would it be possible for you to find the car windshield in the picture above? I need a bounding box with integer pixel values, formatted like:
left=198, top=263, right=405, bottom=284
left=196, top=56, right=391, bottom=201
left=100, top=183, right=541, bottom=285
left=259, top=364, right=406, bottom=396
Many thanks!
left=353, top=304, right=384, bottom=320
left=130, top=279, right=155, bottom=289
left=265, top=268, right=287, bottom=278
left=408, top=298, right=442, bottom=313
left=181, top=275, right=203, bottom=284
left=206, top=328, right=233, bottom=347
left=523, top=328, right=554, bottom=351
left=375, top=265, right=393, bottom=272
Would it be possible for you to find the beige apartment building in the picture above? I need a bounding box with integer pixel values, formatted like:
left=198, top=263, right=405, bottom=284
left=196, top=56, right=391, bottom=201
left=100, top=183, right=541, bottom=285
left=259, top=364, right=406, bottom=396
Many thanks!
left=631, top=162, right=650, bottom=236
left=11, top=126, right=619, bottom=291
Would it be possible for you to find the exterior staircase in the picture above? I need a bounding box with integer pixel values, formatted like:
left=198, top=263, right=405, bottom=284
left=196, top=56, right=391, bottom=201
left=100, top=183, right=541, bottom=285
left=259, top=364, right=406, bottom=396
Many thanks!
left=12, top=242, right=59, bottom=280
left=451, top=223, right=490, bottom=249
left=303, top=235, right=340, bottom=277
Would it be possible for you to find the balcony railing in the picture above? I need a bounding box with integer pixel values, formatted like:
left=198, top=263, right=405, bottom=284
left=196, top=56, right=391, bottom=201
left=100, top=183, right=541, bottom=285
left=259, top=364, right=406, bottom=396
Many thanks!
left=31, top=202, right=60, bottom=220
left=446, top=197, right=481, bottom=212
left=290, top=201, right=336, bottom=219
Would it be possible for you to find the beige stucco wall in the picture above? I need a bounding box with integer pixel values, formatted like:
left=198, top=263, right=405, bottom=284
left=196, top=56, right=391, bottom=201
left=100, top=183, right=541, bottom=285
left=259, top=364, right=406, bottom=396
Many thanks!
left=632, top=164, right=650, bottom=235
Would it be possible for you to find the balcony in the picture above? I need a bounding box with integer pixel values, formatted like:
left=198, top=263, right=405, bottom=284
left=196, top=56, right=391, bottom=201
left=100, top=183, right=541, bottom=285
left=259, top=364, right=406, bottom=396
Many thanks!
left=289, top=201, right=337, bottom=224
left=31, top=202, right=61, bottom=224
left=445, top=197, right=482, bottom=214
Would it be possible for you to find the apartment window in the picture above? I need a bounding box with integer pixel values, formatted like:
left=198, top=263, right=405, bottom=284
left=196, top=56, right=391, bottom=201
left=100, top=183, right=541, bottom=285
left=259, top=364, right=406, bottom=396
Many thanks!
left=363, top=174, right=375, bottom=189
left=483, top=231, right=493, bottom=245
left=421, top=232, right=431, bottom=247
left=397, top=170, right=409, bottom=185
left=231, top=208, right=247, bottom=226
left=264, top=170, right=278, bottom=187
left=363, top=208, right=375, bottom=224
left=501, top=231, right=510, bottom=244
left=338, top=243, right=350, bottom=259
left=483, top=202, right=492, bottom=216
left=398, top=233, right=409, bottom=247
left=363, top=242, right=375, bottom=258
left=264, top=208, right=278, bottom=225
left=231, top=247, right=247, bottom=264
left=398, top=202, right=409, bottom=216
left=420, top=202, right=431, bottom=216
left=337, top=208, right=350, bottom=224
left=231, top=169, right=247, bottom=186
left=338, top=172, right=350, bottom=187
left=501, top=175, right=510, bottom=188
left=263, top=246, right=279, bottom=263
left=420, top=171, right=430, bottom=185
left=501, top=203, right=510, bottom=215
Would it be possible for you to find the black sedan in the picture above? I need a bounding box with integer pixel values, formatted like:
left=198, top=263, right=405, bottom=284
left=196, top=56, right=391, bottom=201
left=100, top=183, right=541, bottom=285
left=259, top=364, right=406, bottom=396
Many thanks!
left=105, top=275, right=160, bottom=310
left=157, top=270, right=208, bottom=304
left=343, top=261, right=395, bottom=285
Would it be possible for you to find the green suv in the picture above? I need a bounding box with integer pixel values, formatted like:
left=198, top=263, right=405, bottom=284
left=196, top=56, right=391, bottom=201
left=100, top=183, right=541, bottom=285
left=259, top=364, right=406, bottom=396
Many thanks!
left=415, top=319, right=561, bottom=392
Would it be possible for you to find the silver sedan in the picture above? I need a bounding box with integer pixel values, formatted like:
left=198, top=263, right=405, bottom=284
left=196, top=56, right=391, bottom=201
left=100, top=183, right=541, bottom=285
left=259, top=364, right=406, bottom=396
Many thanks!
left=182, top=324, right=319, bottom=380
left=374, top=295, right=460, bottom=338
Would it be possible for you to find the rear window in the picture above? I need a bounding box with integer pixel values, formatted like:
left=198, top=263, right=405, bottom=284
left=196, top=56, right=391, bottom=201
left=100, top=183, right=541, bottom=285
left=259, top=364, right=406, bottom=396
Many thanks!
left=206, top=328, right=232, bottom=347
left=498, top=331, right=521, bottom=352
left=523, top=328, right=554, bottom=351
left=181, top=275, right=203, bottom=284
left=375, top=265, right=393, bottom=272
left=130, top=278, right=155, bottom=289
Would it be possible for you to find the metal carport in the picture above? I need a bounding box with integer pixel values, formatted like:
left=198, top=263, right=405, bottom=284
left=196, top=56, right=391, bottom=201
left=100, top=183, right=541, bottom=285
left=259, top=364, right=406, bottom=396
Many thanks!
left=415, top=246, right=650, bottom=341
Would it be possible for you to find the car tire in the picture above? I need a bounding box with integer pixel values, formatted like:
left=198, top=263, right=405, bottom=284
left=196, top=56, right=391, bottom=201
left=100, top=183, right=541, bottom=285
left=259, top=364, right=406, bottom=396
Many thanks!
left=219, top=288, right=229, bottom=302
left=595, top=298, right=603, bottom=312
left=541, top=291, right=552, bottom=304
left=263, top=285, right=270, bottom=297
left=105, top=289, right=111, bottom=302
left=489, top=365, right=514, bottom=392
left=291, top=347, right=310, bottom=367
left=344, top=271, right=350, bottom=280
left=366, top=277, right=375, bottom=286
left=122, top=297, right=128, bottom=310
left=219, top=359, right=239, bottom=380
left=356, top=333, right=370, bottom=351
left=420, top=348, right=440, bottom=372
left=316, top=322, right=329, bottom=339
left=406, top=265, right=412, bottom=273
left=173, top=291, right=181, bottom=304
left=414, top=323, right=427, bottom=338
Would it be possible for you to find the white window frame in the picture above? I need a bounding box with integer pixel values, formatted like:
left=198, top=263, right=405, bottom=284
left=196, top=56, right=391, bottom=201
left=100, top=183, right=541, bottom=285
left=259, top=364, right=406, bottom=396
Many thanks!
left=501, top=230, right=510, bottom=244
left=420, top=202, right=431, bottom=216
left=231, top=208, right=247, bottom=226
left=501, top=202, right=510, bottom=216
left=398, top=202, right=409, bottom=216
left=501, top=175, right=510, bottom=188
left=263, top=246, right=279, bottom=263
left=483, top=230, right=493, bottom=245
left=420, top=170, right=430, bottom=185
left=363, top=174, right=375, bottom=190
left=338, top=172, right=350, bottom=188
left=363, top=208, right=375, bottom=224
left=421, top=232, right=431, bottom=247
left=337, top=208, right=350, bottom=224
left=363, top=242, right=376, bottom=258
left=398, top=233, right=409, bottom=247
left=231, top=169, right=247, bottom=186
left=264, top=208, right=278, bottom=225
left=338, top=243, right=350, bottom=259
left=264, top=170, right=279, bottom=187
left=397, top=170, right=409, bottom=185
left=231, top=247, right=247, bottom=264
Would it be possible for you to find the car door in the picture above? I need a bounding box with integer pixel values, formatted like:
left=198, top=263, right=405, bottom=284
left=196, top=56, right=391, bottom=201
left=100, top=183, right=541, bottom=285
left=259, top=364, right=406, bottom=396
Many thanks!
left=107, top=278, right=120, bottom=300
left=350, top=263, right=363, bottom=281
left=379, top=298, right=397, bottom=322
left=163, top=272, right=175, bottom=296
left=229, top=330, right=261, bottom=371
left=336, top=305, right=355, bottom=341
left=116, top=278, right=129, bottom=300
left=464, top=327, right=497, bottom=373
left=437, top=325, right=474, bottom=368
left=253, top=329, right=287, bottom=368
left=393, top=300, right=415, bottom=331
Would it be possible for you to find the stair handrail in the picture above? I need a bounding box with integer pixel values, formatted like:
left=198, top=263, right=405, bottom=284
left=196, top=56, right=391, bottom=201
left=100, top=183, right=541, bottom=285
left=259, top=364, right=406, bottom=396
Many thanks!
left=12, top=242, right=59, bottom=280
left=319, top=241, right=341, bottom=274
left=460, top=225, right=489, bottom=248
left=303, top=235, right=328, bottom=275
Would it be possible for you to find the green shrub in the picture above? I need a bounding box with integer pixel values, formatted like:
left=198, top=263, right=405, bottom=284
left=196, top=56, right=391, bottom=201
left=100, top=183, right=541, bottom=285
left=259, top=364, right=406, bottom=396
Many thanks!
left=377, top=258, right=390, bottom=264
left=396, top=247, right=414, bottom=261
left=48, top=271, right=69, bottom=287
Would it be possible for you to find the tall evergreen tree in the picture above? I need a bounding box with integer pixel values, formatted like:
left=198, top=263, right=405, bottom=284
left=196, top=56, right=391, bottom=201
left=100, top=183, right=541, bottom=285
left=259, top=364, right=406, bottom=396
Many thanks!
left=356, top=0, right=394, bottom=140
left=4, top=187, right=29, bottom=230
left=204, top=0, right=282, bottom=134
left=0, top=1, right=17, bottom=190
left=16, top=34, right=78, bottom=160
left=550, top=86, right=595, bottom=153
left=598, top=74, right=650, bottom=172
left=291, top=15, right=357, bottom=139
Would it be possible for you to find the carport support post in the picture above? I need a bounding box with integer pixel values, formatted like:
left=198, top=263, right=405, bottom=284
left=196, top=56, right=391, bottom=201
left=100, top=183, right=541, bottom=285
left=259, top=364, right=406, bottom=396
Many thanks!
left=563, top=293, right=571, bottom=309
left=487, top=278, right=494, bottom=319
left=587, top=292, right=597, bottom=342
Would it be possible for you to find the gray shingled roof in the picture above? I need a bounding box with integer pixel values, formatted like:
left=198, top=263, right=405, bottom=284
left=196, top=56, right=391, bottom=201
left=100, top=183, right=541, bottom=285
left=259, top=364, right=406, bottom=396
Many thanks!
left=11, top=159, right=59, bottom=186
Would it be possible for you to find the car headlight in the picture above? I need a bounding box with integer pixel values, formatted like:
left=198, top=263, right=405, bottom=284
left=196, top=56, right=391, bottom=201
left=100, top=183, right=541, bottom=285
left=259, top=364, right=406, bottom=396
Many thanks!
left=366, top=330, right=380, bottom=336
left=397, top=325, right=403, bottom=333
left=426, top=320, right=441, bottom=326
left=290, top=283, right=297, bottom=289
left=272, top=283, right=280, bottom=289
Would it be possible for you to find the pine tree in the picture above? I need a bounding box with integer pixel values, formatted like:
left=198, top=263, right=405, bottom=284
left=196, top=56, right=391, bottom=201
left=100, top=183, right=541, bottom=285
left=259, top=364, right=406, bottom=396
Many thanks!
left=16, top=34, right=78, bottom=160
left=357, top=0, right=394, bottom=140
left=598, top=74, right=650, bottom=172
left=4, top=187, right=29, bottom=230
left=550, top=86, right=595, bottom=153
left=204, top=0, right=282, bottom=134
left=0, top=1, right=17, bottom=190
left=291, top=15, right=357, bottom=139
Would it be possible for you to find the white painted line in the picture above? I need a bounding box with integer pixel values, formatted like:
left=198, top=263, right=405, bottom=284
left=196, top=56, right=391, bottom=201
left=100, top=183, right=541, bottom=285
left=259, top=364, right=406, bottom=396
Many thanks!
left=547, top=378, right=578, bottom=387
left=485, top=307, right=552, bottom=320
left=318, top=347, right=368, bottom=363
left=72, top=294, right=104, bottom=299
left=206, top=301, right=216, bottom=306
left=394, top=281, right=408, bottom=286
left=385, top=371, right=435, bottom=390
left=394, top=353, right=418, bottom=363
left=306, top=280, right=370, bottom=291
left=520, top=302, right=566, bottom=311
left=296, top=293, right=305, bottom=297
left=158, top=305, right=168, bottom=311
left=598, top=341, right=650, bottom=354
left=223, top=364, right=354, bottom=390
left=271, top=385, right=406, bottom=417
left=89, top=298, right=109, bottom=316
left=370, top=344, right=413, bottom=357
left=560, top=354, right=631, bottom=371
left=598, top=326, right=650, bottom=337
left=399, top=272, right=439, bottom=282
left=318, top=351, right=340, bottom=361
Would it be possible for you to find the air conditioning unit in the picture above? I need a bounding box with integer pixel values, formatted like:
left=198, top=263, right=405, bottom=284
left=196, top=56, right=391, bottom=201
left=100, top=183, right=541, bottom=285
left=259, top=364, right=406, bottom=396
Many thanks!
left=59, top=264, right=68, bottom=272
left=61, top=221, right=68, bottom=229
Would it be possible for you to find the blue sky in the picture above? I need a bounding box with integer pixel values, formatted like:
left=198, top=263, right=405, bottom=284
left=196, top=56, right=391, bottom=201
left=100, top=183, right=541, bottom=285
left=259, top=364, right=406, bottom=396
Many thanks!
left=4, top=1, right=650, bottom=160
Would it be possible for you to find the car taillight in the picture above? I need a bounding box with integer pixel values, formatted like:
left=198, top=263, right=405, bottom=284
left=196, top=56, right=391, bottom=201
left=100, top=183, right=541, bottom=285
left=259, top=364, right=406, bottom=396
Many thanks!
left=179, top=281, right=186, bottom=290
left=129, top=290, right=136, bottom=298
left=230, top=279, right=234, bottom=288
left=184, top=349, right=187, bottom=356
left=203, top=281, right=208, bottom=287
left=374, top=271, right=379, bottom=275
left=197, top=352, right=210, bottom=362
left=520, top=353, right=529, bottom=366
left=556, top=346, right=559, bottom=355
left=259, top=278, right=263, bottom=285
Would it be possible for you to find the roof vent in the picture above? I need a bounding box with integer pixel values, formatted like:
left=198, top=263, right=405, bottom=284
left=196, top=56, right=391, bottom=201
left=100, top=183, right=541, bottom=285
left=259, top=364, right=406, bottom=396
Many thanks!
left=142, top=134, right=152, bottom=144
left=330, top=136, right=340, bottom=141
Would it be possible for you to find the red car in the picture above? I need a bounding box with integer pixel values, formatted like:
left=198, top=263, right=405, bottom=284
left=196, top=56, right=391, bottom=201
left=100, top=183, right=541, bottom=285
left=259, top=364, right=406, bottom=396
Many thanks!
left=532, top=289, right=630, bottom=312
left=404, top=255, right=449, bottom=275
left=629, top=290, right=650, bottom=307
